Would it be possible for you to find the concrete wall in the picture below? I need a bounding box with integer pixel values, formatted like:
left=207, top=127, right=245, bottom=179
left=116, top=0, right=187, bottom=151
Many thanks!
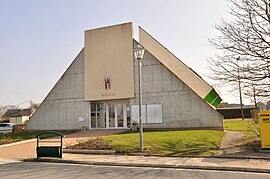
left=139, top=27, right=212, bottom=100
left=84, top=22, right=135, bottom=101
left=130, top=41, right=223, bottom=130
left=26, top=39, right=223, bottom=131
left=27, top=49, right=90, bottom=130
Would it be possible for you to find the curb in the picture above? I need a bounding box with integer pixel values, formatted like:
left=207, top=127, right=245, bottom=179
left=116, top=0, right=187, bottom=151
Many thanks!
left=125, top=153, right=270, bottom=161
left=24, top=158, right=270, bottom=174
left=61, top=149, right=270, bottom=161
left=0, top=139, right=36, bottom=148
left=64, top=149, right=115, bottom=155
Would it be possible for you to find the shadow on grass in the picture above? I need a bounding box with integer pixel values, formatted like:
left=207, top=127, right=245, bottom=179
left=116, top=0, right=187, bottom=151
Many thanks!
left=118, top=130, right=202, bottom=134
left=152, top=140, right=220, bottom=156
left=105, top=130, right=223, bottom=156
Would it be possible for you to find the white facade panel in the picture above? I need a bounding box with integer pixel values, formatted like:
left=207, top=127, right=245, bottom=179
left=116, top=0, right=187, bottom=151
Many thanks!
left=147, top=104, right=163, bottom=124
left=131, top=105, right=147, bottom=123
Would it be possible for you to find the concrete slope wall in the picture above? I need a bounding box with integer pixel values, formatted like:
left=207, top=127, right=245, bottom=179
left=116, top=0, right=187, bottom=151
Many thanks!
left=139, top=27, right=221, bottom=107
left=27, top=49, right=90, bottom=130
left=130, top=41, right=223, bottom=130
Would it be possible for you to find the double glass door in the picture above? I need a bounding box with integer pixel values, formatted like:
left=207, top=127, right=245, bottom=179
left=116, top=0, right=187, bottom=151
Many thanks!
left=90, top=102, right=128, bottom=129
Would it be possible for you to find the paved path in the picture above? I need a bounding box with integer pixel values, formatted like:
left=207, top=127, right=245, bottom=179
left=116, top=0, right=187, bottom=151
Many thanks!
left=0, top=140, right=37, bottom=160
left=3, top=129, right=270, bottom=173
left=27, top=153, right=270, bottom=173
left=0, top=129, right=127, bottom=160
left=63, top=129, right=127, bottom=146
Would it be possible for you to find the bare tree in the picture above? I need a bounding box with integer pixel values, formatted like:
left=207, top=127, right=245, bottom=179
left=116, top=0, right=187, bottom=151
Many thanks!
left=208, top=0, right=270, bottom=105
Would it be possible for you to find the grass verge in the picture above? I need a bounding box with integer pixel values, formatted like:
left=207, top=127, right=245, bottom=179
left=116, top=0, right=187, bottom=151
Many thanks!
left=0, top=130, right=77, bottom=145
left=103, top=130, right=224, bottom=156
left=224, top=119, right=259, bottom=137
left=224, top=119, right=260, bottom=148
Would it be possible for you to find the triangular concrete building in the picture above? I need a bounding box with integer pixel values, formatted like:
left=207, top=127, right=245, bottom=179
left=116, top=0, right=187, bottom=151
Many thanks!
left=27, top=22, right=223, bottom=131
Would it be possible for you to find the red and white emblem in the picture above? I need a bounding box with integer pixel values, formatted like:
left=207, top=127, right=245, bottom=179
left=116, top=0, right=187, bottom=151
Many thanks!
left=104, top=77, right=111, bottom=90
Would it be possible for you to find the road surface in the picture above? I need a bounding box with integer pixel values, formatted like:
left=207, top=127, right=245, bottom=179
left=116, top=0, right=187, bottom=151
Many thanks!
left=0, top=161, right=270, bottom=179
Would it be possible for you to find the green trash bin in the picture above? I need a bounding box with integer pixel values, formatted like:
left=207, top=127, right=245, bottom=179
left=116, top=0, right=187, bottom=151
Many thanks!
left=36, top=131, right=65, bottom=158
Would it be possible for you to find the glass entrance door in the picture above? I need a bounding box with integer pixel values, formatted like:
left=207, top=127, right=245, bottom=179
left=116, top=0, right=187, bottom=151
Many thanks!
left=91, top=103, right=105, bottom=129
left=90, top=102, right=128, bottom=129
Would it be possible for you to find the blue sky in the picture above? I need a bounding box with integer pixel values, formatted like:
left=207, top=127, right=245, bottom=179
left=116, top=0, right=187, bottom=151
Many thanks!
left=0, top=0, right=232, bottom=106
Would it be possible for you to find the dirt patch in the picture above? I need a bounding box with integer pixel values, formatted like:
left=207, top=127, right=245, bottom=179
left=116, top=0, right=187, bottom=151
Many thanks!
left=218, top=130, right=267, bottom=158
left=220, top=131, right=245, bottom=149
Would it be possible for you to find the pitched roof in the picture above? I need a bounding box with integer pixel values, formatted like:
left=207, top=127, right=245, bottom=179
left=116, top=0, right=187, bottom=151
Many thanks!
left=0, top=110, right=4, bottom=119
left=138, top=27, right=222, bottom=107
left=2, top=109, right=32, bottom=118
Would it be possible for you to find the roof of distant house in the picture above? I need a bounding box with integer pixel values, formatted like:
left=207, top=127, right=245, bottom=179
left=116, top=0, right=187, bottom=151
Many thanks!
left=2, top=109, right=32, bottom=118
left=0, top=109, right=5, bottom=118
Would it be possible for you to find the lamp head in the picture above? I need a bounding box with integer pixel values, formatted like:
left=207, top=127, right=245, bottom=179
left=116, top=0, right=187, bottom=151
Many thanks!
left=134, top=44, right=145, bottom=60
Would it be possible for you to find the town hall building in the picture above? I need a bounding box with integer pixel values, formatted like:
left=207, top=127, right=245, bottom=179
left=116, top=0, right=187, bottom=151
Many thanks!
left=26, top=22, right=223, bottom=131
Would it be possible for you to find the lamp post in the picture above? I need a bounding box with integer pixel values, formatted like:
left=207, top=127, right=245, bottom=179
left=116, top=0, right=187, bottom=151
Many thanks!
left=134, top=44, right=145, bottom=152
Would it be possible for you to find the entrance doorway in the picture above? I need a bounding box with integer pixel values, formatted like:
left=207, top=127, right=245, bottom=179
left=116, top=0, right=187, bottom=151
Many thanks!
left=90, top=102, right=128, bottom=129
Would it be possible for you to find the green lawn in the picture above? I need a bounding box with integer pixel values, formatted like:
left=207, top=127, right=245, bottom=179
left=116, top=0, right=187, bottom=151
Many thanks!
left=104, top=130, right=224, bottom=156
left=102, top=119, right=260, bottom=156
left=3, top=120, right=257, bottom=155
left=224, top=119, right=259, bottom=137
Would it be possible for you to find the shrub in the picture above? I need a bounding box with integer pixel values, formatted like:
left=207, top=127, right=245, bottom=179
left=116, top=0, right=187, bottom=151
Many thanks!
left=67, top=137, right=114, bottom=150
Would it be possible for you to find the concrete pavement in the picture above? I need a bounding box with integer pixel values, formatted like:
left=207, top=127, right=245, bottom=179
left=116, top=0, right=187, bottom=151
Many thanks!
left=2, top=129, right=270, bottom=174
left=25, top=153, right=270, bottom=174
left=0, top=129, right=126, bottom=160
left=0, top=139, right=36, bottom=160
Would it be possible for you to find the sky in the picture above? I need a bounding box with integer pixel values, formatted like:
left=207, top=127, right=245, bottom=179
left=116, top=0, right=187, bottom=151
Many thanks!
left=0, top=0, right=235, bottom=106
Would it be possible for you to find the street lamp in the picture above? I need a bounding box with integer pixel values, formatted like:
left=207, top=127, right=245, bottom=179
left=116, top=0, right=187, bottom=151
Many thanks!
left=134, top=44, right=145, bottom=152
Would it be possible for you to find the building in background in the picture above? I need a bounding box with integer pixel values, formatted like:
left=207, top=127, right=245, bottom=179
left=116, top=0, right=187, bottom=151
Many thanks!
left=0, top=108, right=5, bottom=122
left=26, top=22, right=223, bottom=131
left=2, top=108, right=33, bottom=124
left=217, top=102, right=267, bottom=119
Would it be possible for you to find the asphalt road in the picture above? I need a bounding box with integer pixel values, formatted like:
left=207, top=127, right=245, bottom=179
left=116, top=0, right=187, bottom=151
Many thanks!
left=1, top=161, right=270, bottom=179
